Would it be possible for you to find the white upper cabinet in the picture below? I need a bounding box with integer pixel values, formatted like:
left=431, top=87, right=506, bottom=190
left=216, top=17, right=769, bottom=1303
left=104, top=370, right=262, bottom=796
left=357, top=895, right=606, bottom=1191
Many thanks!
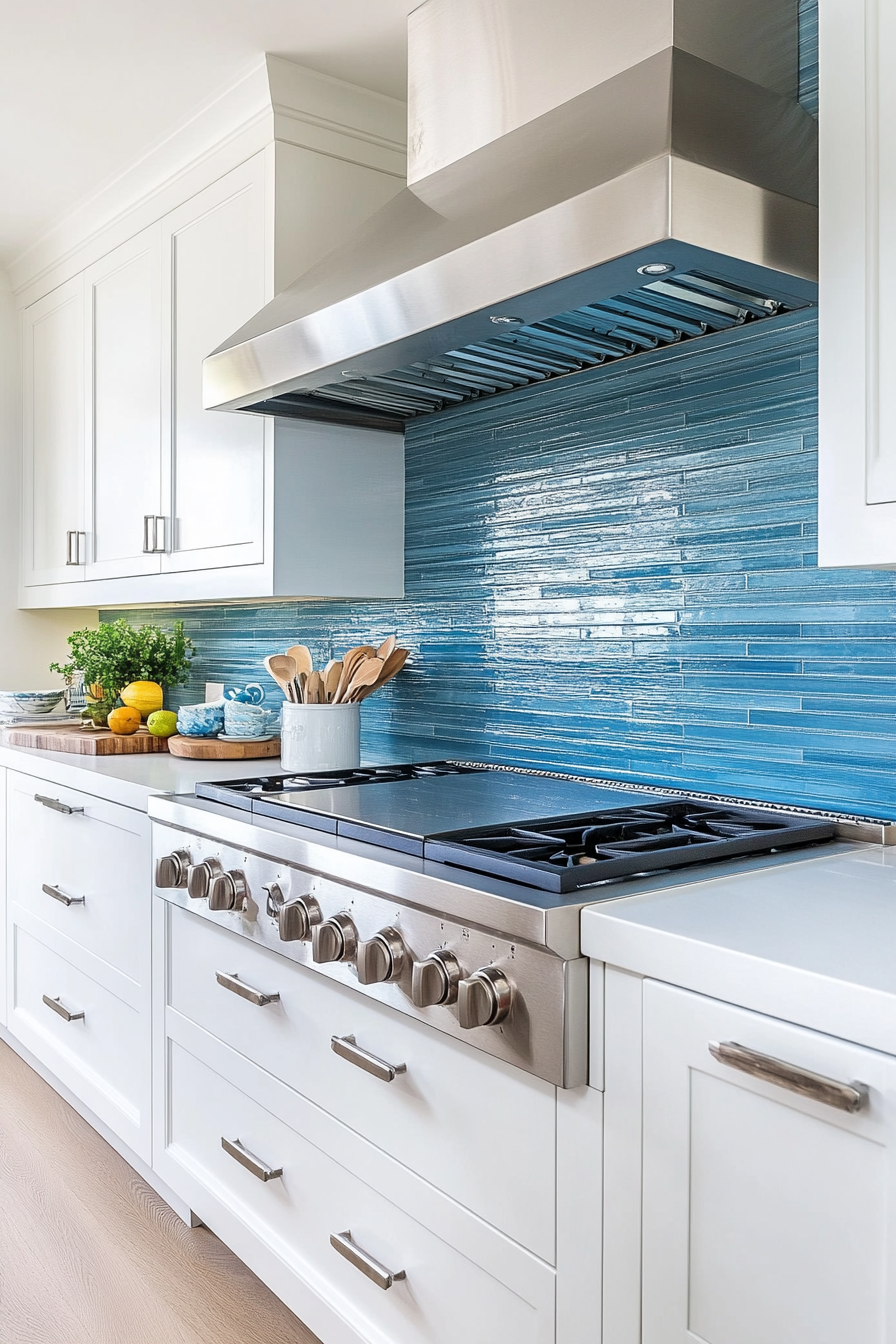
left=84, top=225, right=163, bottom=582
left=818, top=0, right=896, bottom=567
left=17, top=59, right=407, bottom=609
left=22, top=276, right=86, bottom=586
left=161, top=157, right=266, bottom=575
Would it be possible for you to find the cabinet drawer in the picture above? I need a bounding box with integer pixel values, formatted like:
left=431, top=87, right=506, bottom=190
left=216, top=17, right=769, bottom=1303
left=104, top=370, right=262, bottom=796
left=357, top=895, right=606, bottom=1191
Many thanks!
left=7, top=771, right=149, bottom=985
left=167, top=1034, right=552, bottom=1344
left=10, top=920, right=148, bottom=1157
left=167, top=904, right=555, bottom=1259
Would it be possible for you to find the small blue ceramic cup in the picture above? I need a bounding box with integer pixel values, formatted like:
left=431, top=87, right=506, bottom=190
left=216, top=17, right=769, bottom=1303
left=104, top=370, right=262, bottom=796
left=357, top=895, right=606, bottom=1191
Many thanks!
left=223, top=701, right=268, bottom=738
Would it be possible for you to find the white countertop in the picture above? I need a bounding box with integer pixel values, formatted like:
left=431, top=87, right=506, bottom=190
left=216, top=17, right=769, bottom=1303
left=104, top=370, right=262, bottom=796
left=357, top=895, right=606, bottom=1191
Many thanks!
left=582, top=842, right=896, bottom=1055
left=0, top=743, right=273, bottom=812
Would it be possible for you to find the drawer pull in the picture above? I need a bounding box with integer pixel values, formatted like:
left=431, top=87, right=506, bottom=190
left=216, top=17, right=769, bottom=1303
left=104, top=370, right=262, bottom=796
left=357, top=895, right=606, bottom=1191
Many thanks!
left=34, top=794, right=84, bottom=816
left=709, top=1040, right=869, bottom=1114
left=42, top=994, right=85, bottom=1023
left=221, top=1136, right=282, bottom=1182
left=331, top=1034, right=406, bottom=1084
left=215, top=970, right=280, bottom=1008
left=42, top=883, right=85, bottom=907
left=330, top=1230, right=406, bottom=1290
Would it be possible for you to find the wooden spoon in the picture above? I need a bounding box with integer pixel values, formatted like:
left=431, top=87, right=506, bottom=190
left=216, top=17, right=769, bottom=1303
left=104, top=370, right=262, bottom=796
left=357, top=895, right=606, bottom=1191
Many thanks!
left=323, top=660, right=343, bottom=703
left=305, top=670, right=324, bottom=704
left=376, top=635, right=397, bottom=662
left=333, top=646, right=375, bottom=703
left=265, top=654, right=298, bottom=700
left=345, top=657, right=384, bottom=702
left=357, top=647, right=408, bottom=700
left=286, top=645, right=314, bottom=679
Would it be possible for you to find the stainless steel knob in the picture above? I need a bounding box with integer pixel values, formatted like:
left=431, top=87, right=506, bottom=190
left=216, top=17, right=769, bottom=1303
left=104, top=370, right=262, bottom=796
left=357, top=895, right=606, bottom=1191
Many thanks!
left=263, top=882, right=322, bottom=942
left=155, top=849, right=191, bottom=889
left=457, top=966, right=513, bottom=1029
left=356, top=927, right=406, bottom=986
left=186, top=858, right=222, bottom=901
left=411, top=950, right=461, bottom=1007
left=312, top=913, right=358, bottom=964
left=208, top=869, right=248, bottom=912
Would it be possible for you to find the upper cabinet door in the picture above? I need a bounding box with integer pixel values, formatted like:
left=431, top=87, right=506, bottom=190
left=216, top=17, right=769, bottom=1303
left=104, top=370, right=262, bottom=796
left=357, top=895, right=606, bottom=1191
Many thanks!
left=84, top=225, right=163, bottom=581
left=640, top=980, right=896, bottom=1344
left=818, top=0, right=896, bottom=567
left=22, top=276, right=87, bottom=587
left=161, top=155, right=267, bottom=575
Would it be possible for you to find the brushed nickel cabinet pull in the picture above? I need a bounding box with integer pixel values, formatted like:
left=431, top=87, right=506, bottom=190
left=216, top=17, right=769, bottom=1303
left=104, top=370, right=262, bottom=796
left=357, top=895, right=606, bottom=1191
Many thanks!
left=34, top=794, right=84, bottom=816
left=42, top=994, right=85, bottom=1023
left=215, top=970, right=280, bottom=1007
left=330, top=1230, right=406, bottom=1290
left=143, top=515, right=166, bottom=554
left=221, top=1136, right=282, bottom=1182
left=331, top=1034, right=406, bottom=1084
left=709, top=1040, right=869, bottom=1114
left=42, top=883, right=85, bottom=907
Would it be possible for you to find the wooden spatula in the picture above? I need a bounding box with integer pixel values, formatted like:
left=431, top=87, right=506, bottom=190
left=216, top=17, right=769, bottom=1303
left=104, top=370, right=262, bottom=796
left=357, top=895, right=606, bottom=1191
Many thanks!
left=376, top=635, right=397, bottom=661
left=305, top=670, right=324, bottom=704
left=265, top=654, right=298, bottom=701
left=357, top=647, right=408, bottom=700
left=345, top=657, right=384, bottom=702
left=286, top=645, right=313, bottom=679
left=323, top=660, right=343, bottom=703
left=333, top=646, right=375, bottom=703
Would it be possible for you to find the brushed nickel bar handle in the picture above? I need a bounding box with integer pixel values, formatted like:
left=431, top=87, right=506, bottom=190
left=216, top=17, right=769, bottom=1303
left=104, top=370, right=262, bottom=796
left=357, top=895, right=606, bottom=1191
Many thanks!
left=143, top=515, right=154, bottom=554
left=331, top=1034, right=406, bottom=1084
left=221, top=1136, right=282, bottom=1182
left=34, top=794, right=84, bottom=816
left=709, top=1041, right=869, bottom=1114
left=215, top=970, right=280, bottom=1008
left=330, top=1230, right=406, bottom=1290
left=42, top=883, right=85, bottom=907
left=42, top=994, right=85, bottom=1023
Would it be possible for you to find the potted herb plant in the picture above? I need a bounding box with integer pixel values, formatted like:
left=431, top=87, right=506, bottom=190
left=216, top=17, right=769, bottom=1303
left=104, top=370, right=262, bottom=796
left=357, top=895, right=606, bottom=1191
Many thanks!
left=50, top=619, right=193, bottom=725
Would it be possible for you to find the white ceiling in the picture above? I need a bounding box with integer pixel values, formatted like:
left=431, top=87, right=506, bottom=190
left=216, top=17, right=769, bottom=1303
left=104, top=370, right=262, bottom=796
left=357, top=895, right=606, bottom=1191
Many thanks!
left=0, top=0, right=410, bottom=267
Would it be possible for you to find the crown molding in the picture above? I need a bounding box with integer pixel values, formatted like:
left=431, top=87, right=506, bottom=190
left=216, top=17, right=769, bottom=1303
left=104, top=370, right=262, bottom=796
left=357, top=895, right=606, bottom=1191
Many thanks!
left=11, top=55, right=407, bottom=302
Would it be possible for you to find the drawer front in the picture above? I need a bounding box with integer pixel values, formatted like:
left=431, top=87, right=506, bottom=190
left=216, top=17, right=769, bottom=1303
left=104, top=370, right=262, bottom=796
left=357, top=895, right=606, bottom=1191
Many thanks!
left=10, top=919, right=148, bottom=1156
left=168, top=1036, right=551, bottom=1344
left=168, top=904, right=555, bottom=1259
left=7, top=771, right=149, bottom=984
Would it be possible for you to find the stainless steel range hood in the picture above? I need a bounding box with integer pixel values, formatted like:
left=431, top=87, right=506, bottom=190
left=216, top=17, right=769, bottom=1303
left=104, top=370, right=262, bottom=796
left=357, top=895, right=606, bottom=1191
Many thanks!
left=204, top=0, right=818, bottom=431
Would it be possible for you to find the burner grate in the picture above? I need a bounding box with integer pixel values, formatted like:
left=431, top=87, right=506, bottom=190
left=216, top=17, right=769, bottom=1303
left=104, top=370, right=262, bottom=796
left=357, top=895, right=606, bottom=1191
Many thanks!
left=195, top=761, right=476, bottom=809
left=425, top=801, right=837, bottom=893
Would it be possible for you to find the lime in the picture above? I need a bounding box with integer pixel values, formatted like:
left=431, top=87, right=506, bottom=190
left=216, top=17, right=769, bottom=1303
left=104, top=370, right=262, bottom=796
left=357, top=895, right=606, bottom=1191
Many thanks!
left=147, top=710, right=178, bottom=738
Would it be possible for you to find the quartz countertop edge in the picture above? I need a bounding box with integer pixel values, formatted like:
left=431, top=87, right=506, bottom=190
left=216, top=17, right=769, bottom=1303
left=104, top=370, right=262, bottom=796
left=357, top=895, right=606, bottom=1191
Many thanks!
left=0, top=743, right=277, bottom=811
left=581, top=843, right=896, bottom=1057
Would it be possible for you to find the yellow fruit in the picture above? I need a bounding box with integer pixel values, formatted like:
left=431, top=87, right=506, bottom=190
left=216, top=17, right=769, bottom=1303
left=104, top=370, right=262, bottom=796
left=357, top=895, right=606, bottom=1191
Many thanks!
left=120, top=681, right=164, bottom=720
left=107, top=706, right=141, bottom=735
left=147, top=710, right=178, bottom=738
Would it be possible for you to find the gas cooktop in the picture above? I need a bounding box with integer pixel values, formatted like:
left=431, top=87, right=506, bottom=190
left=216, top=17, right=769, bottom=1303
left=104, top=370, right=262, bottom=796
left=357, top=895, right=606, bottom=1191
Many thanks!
left=195, top=762, right=836, bottom=893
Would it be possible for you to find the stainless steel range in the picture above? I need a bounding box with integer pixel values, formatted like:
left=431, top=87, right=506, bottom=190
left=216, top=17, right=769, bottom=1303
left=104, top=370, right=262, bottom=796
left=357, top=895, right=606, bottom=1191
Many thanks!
left=149, top=762, right=840, bottom=1088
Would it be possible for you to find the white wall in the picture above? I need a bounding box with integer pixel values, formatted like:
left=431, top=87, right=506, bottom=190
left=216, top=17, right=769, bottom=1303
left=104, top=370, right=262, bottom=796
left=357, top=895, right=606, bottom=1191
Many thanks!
left=0, top=269, right=96, bottom=689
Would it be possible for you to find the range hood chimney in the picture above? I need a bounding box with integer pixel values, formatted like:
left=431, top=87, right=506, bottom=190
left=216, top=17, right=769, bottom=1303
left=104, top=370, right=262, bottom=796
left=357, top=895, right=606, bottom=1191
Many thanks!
left=205, top=0, right=817, bottom=431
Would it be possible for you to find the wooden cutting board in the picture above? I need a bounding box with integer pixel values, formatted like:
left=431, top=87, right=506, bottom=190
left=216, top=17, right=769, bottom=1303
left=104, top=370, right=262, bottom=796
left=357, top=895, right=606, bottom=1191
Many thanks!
left=166, top=735, right=281, bottom=760
left=1, top=722, right=168, bottom=754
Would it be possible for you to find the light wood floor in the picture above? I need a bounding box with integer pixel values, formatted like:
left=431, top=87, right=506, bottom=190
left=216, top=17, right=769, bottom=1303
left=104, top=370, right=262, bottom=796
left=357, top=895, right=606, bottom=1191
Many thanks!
left=0, top=1040, right=321, bottom=1344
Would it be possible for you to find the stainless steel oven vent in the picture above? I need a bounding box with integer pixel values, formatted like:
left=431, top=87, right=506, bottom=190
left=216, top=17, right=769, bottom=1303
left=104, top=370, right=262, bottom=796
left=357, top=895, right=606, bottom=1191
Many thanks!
left=240, top=269, right=812, bottom=431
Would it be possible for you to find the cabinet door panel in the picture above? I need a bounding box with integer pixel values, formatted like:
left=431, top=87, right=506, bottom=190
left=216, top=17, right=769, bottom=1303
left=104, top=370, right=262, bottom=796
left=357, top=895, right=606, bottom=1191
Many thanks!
left=162, top=156, right=266, bottom=573
left=641, top=980, right=896, bottom=1344
left=22, top=277, right=86, bottom=586
left=85, top=227, right=162, bottom=580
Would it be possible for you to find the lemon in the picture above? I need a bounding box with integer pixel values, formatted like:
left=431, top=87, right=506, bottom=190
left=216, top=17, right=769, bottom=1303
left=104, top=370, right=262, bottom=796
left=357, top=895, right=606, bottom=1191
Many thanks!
left=120, top=681, right=164, bottom=720
left=147, top=710, right=178, bottom=738
left=107, top=706, right=141, bottom=735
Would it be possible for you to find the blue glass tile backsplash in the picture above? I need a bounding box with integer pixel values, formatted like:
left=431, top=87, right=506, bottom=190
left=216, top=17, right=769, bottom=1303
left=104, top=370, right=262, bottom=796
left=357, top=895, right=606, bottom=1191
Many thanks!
left=106, top=309, right=896, bottom=820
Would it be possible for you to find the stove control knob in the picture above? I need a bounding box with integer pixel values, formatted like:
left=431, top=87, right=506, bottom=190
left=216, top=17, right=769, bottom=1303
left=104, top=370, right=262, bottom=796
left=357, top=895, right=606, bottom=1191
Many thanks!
left=155, top=849, right=191, bottom=889
left=312, top=914, right=358, bottom=965
left=208, top=869, right=248, bottom=912
left=264, top=883, right=322, bottom=942
left=457, top=966, right=513, bottom=1029
left=411, top=951, right=461, bottom=1007
left=356, top=927, right=406, bottom=985
left=186, top=858, right=223, bottom=901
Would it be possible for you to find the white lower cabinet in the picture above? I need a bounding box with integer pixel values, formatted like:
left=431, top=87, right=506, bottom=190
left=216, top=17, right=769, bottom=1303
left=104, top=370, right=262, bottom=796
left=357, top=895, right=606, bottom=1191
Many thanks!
left=4, top=770, right=152, bottom=1160
left=158, top=1012, right=555, bottom=1344
left=638, top=980, right=896, bottom=1344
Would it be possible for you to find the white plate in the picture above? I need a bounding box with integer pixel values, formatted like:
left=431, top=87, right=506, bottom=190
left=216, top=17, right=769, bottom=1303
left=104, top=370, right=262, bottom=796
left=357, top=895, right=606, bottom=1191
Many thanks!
left=216, top=733, right=275, bottom=743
